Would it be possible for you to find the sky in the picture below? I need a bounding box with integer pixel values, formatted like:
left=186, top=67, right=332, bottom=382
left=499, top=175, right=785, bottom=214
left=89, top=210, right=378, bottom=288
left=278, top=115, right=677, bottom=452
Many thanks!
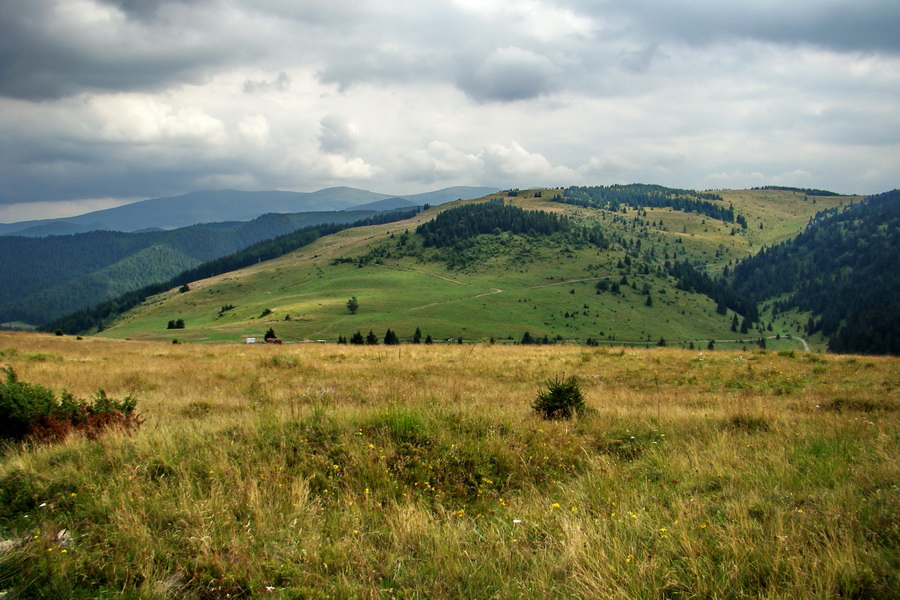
left=1, top=0, right=898, bottom=222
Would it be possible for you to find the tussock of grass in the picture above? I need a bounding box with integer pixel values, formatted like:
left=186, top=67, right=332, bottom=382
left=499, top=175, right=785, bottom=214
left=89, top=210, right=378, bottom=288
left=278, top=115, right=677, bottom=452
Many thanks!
left=0, top=332, right=897, bottom=598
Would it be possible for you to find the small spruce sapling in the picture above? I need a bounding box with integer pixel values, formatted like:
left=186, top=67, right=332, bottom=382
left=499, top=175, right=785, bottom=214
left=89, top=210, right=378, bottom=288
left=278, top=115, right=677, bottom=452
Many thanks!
left=532, top=376, right=585, bottom=420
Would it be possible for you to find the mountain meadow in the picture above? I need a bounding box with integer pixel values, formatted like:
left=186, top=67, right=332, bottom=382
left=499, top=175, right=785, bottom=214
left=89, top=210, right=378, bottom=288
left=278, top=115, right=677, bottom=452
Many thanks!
left=1, top=185, right=898, bottom=598
left=0, top=332, right=897, bottom=598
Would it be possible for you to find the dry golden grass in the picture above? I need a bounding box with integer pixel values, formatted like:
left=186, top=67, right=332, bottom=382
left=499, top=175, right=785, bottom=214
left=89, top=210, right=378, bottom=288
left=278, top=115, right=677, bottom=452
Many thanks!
left=0, top=331, right=897, bottom=599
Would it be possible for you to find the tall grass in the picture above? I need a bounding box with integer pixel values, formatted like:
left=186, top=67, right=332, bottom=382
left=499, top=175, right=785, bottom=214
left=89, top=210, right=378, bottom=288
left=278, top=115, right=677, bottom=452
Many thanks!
left=0, top=332, right=897, bottom=598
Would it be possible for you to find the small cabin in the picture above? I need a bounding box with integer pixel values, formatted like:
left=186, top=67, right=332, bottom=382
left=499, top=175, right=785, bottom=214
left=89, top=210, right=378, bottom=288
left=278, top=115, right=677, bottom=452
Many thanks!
left=245, top=337, right=256, bottom=344
left=265, top=338, right=283, bottom=344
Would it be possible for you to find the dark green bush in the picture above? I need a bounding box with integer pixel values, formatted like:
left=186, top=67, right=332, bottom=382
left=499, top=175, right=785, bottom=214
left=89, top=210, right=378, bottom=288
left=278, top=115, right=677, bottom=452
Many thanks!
left=0, top=365, right=140, bottom=443
left=532, top=375, right=585, bottom=420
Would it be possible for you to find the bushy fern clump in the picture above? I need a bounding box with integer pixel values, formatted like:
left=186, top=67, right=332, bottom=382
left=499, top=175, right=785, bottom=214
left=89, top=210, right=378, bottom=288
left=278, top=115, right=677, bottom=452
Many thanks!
left=0, top=365, right=139, bottom=443
left=532, top=375, right=585, bottom=419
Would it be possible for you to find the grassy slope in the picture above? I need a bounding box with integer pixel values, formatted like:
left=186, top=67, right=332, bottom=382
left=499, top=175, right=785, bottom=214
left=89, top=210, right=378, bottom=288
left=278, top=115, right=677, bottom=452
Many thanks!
left=0, top=332, right=896, bottom=598
left=100, top=189, right=853, bottom=350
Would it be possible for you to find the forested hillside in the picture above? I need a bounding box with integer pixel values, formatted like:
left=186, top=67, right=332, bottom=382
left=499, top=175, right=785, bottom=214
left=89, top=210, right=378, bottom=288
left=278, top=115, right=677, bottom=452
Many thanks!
left=727, top=190, right=899, bottom=354
left=42, top=208, right=420, bottom=334
left=0, top=211, right=376, bottom=326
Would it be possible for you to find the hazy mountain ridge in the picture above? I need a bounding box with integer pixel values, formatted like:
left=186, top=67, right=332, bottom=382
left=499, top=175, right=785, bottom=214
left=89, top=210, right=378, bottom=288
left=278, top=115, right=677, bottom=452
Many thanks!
left=0, top=186, right=498, bottom=236
left=0, top=210, right=379, bottom=325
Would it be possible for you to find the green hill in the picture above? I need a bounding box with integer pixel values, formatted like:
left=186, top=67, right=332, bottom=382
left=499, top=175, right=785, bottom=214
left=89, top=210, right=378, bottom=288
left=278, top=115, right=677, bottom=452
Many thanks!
left=0, top=211, right=381, bottom=326
left=93, top=187, right=856, bottom=350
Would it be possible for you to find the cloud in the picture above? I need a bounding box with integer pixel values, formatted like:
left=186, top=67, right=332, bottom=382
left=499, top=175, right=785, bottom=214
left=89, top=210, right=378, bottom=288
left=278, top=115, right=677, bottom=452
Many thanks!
left=457, top=47, right=562, bottom=102
left=569, top=0, right=900, bottom=55
left=243, top=72, right=291, bottom=94
left=0, top=0, right=898, bottom=219
left=315, top=155, right=381, bottom=180
left=0, top=0, right=269, bottom=100
left=397, top=140, right=578, bottom=188
left=618, top=44, right=664, bottom=73
left=318, top=115, right=360, bottom=154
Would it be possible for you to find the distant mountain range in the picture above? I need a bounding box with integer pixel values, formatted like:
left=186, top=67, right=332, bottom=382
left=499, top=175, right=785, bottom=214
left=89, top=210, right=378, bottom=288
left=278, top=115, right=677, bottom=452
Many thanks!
left=0, top=186, right=498, bottom=237
left=0, top=185, right=496, bottom=326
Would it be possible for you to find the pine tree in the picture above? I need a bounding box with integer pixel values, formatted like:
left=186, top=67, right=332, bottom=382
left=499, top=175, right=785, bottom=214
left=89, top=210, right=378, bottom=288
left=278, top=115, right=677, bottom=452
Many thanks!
left=384, top=329, right=399, bottom=345
left=350, top=331, right=365, bottom=345
left=365, top=330, right=378, bottom=345
left=424, top=335, right=433, bottom=344
left=347, top=296, right=359, bottom=314
left=264, top=327, right=276, bottom=340
left=412, top=327, right=422, bottom=344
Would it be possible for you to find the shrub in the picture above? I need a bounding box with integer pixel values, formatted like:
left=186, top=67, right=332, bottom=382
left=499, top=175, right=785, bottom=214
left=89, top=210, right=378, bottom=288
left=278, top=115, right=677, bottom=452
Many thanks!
left=532, top=375, right=585, bottom=420
left=0, top=365, right=141, bottom=443
left=724, top=414, right=770, bottom=433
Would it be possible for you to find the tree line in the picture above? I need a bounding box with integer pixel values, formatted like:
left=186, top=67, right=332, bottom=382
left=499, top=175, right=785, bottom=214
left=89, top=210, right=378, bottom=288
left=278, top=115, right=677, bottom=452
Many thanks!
left=558, top=184, right=738, bottom=223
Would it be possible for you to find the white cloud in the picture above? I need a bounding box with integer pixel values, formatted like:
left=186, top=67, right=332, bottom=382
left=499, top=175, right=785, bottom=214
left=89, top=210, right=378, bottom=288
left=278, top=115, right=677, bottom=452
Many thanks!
left=318, top=115, right=359, bottom=154
left=315, top=155, right=381, bottom=181
left=238, top=114, right=271, bottom=147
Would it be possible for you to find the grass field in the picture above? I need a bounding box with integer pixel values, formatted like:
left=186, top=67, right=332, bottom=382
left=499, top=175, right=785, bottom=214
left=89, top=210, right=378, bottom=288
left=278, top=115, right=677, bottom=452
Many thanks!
left=0, top=332, right=897, bottom=598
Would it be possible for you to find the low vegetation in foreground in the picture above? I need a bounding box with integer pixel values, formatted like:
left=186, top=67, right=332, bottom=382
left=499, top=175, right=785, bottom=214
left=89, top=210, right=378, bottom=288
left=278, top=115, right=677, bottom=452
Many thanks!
left=0, top=332, right=897, bottom=599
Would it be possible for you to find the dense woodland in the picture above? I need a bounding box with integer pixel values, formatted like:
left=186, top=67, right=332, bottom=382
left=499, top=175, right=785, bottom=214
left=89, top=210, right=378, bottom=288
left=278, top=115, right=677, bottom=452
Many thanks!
left=41, top=209, right=419, bottom=334
left=0, top=211, right=377, bottom=326
left=417, top=199, right=572, bottom=247
left=417, top=200, right=608, bottom=254
left=727, top=190, right=899, bottom=354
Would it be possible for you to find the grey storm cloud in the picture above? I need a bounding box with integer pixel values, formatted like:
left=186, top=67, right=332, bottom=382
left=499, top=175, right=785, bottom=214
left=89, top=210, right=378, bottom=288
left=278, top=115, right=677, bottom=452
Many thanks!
left=0, top=0, right=898, bottom=220
left=97, top=0, right=207, bottom=20
left=567, top=0, right=900, bottom=55
left=457, top=47, right=563, bottom=103
left=0, top=0, right=247, bottom=100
